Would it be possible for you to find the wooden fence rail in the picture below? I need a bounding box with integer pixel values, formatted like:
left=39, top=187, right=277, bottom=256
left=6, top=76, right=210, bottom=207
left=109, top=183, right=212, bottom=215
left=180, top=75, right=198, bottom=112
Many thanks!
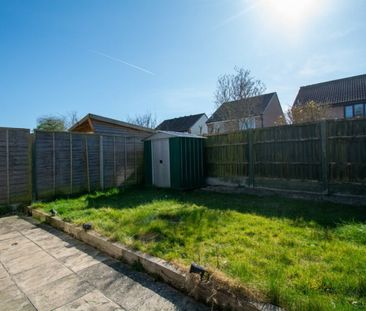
left=205, top=119, right=366, bottom=196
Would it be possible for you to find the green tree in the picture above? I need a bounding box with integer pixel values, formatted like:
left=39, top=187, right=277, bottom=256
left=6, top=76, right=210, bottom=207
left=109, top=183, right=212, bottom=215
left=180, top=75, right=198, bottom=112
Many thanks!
left=36, top=116, right=67, bottom=131
left=36, top=112, right=79, bottom=131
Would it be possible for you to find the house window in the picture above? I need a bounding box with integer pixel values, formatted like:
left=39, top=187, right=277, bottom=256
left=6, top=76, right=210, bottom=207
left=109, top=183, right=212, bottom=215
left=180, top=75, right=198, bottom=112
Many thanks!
left=239, top=117, right=256, bottom=130
left=344, top=103, right=366, bottom=119
left=213, top=123, right=221, bottom=134
left=354, top=104, right=364, bottom=117
left=345, top=105, right=353, bottom=118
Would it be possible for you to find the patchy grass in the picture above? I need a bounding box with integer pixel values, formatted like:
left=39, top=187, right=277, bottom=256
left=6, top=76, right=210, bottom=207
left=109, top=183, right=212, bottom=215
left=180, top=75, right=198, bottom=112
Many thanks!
left=32, top=187, right=366, bottom=310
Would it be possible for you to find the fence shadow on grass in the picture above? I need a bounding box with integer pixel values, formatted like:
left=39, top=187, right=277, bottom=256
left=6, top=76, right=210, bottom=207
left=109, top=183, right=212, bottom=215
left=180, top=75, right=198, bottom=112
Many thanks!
left=84, top=187, right=366, bottom=228
left=179, top=191, right=366, bottom=228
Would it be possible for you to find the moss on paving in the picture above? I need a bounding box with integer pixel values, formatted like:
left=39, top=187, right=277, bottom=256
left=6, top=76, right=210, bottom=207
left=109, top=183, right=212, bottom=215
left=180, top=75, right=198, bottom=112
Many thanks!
left=32, top=187, right=366, bottom=311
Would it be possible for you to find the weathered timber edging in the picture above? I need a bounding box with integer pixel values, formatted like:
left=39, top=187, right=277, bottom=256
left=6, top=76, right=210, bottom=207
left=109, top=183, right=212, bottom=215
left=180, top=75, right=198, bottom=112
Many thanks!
left=27, top=207, right=283, bottom=311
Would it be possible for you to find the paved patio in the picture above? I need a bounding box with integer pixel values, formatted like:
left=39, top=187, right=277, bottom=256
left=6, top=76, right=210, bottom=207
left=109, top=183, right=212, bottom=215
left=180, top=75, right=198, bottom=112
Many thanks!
left=0, top=216, right=208, bottom=311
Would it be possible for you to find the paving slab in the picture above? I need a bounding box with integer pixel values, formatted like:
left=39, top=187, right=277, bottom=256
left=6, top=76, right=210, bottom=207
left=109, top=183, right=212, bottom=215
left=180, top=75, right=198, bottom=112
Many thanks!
left=0, top=234, right=31, bottom=252
left=54, top=290, right=125, bottom=311
left=0, top=224, right=15, bottom=235
left=0, top=296, right=36, bottom=311
left=0, top=242, right=42, bottom=263
left=0, top=274, right=36, bottom=311
left=0, top=216, right=209, bottom=311
left=27, top=274, right=93, bottom=311
left=46, top=241, right=97, bottom=259
left=78, top=260, right=156, bottom=310
left=0, top=230, right=22, bottom=241
left=60, top=249, right=109, bottom=273
left=2, top=250, right=57, bottom=275
left=13, top=259, right=73, bottom=293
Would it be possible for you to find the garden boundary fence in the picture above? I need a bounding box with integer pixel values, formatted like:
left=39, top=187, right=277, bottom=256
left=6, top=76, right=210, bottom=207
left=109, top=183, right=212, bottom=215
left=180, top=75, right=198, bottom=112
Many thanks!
left=1, top=118, right=366, bottom=209
left=0, top=128, right=144, bottom=208
left=205, top=119, right=366, bottom=196
left=33, top=131, right=144, bottom=200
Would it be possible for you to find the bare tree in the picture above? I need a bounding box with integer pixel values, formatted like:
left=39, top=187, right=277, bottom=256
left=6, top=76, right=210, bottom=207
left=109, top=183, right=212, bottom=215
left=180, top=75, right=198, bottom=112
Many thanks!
left=64, top=111, right=79, bottom=129
left=210, top=67, right=266, bottom=134
left=127, top=112, right=157, bottom=129
left=214, top=67, right=266, bottom=108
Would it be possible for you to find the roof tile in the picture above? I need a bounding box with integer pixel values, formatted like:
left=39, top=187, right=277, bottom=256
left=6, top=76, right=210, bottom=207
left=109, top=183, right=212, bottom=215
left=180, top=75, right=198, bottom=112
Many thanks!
left=156, top=113, right=206, bottom=132
left=294, top=74, right=366, bottom=106
left=207, top=93, right=276, bottom=123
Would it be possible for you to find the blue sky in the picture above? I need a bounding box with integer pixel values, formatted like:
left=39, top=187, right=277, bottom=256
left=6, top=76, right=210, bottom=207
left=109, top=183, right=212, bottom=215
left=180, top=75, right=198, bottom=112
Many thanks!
left=1, top=0, right=366, bottom=129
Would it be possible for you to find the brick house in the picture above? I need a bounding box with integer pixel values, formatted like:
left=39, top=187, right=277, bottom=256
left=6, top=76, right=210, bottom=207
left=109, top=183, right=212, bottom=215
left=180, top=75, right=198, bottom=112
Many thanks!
left=293, top=74, right=366, bottom=119
left=206, top=92, right=284, bottom=135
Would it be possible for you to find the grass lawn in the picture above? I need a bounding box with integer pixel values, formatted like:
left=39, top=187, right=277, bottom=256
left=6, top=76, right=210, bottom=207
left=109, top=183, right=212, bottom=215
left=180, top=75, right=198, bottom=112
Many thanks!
left=32, top=187, right=366, bottom=311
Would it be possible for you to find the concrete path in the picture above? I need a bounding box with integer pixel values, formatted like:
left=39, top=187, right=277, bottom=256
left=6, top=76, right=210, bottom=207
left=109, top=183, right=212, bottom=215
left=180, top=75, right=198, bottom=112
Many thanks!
left=0, top=216, right=208, bottom=311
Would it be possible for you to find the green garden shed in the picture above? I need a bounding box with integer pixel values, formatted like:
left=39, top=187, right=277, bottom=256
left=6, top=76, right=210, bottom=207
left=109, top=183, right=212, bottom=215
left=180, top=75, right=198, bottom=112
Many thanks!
left=144, top=131, right=205, bottom=189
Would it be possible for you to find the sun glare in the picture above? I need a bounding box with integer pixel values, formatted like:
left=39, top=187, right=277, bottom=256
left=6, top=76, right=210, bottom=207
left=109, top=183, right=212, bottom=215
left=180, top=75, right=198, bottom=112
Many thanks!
left=261, top=0, right=323, bottom=35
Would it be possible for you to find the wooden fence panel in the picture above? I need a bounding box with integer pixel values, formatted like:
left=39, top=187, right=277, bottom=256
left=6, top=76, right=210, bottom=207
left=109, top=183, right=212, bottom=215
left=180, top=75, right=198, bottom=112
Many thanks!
left=125, top=137, right=137, bottom=184
left=115, top=136, right=127, bottom=186
left=0, top=128, right=31, bottom=206
left=253, top=123, right=321, bottom=181
left=34, top=131, right=144, bottom=200
left=102, top=135, right=115, bottom=189
left=135, top=139, right=144, bottom=183
left=55, top=132, right=72, bottom=196
left=205, top=131, right=248, bottom=178
left=86, top=135, right=100, bottom=192
left=71, top=133, right=88, bottom=195
left=327, top=119, right=366, bottom=194
left=205, top=119, right=366, bottom=195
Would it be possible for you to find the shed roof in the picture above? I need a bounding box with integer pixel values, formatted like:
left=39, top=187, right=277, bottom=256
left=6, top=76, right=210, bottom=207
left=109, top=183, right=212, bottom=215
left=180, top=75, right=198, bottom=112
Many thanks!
left=207, top=93, right=276, bottom=123
left=144, top=131, right=205, bottom=141
left=156, top=113, right=206, bottom=132
left=69, top=113, right=155, bottom=133
left=293, top=74, right=366, bottom=106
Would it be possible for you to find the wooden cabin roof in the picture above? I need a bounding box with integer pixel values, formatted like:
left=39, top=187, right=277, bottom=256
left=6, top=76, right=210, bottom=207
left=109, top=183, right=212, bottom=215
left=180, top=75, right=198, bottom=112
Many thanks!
left=69, top=113, right=155, bottom=136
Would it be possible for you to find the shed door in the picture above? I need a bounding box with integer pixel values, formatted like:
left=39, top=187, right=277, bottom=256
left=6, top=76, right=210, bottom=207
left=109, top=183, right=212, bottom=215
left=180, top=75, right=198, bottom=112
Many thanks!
left=152, top=139, right=171, bottom=188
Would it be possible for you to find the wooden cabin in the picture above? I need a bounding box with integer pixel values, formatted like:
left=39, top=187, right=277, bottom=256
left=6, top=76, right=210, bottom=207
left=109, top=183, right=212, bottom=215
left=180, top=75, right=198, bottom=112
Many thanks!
left=69, top=113, right=155, bottom=138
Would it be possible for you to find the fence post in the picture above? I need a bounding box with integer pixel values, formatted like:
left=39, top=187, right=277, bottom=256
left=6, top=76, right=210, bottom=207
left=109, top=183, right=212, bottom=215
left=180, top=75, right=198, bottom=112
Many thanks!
left=53, top=132, right=56, bottom=196
left=247, top=129, right=255, bottom=188
left=85, top=136, right=91, bottom=192
left=113, top=136, right=116, bottom=186
left=320, top=120, right=328, bottom=195
left=100, top=135, right=104, bottom=190
left=27, top=132, right=33, bottom=204
left=69, top=133, right=73, bottom=195
left=32, top=133, right=37, bottom=201
left=124, top=136, right=127, bottom=183
left=134, top=137, right=137, bottom=184
left=6, top=129, right=10, bottom=204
